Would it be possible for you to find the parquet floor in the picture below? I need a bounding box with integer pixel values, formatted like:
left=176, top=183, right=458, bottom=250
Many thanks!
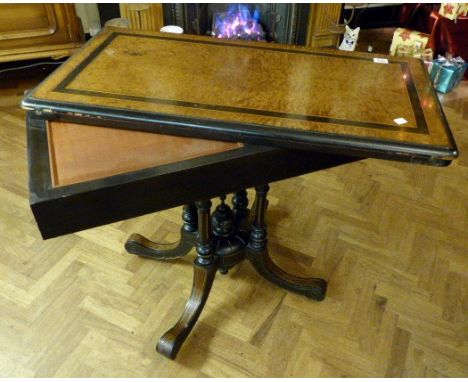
left=0, top=70, right=467, bottom=378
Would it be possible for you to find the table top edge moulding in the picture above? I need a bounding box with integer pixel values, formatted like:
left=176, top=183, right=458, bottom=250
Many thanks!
left=22, top=27, right=459, bottom=165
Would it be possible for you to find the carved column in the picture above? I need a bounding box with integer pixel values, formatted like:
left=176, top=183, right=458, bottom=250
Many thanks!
left=119, top=4, right=164, bottom=31
left=195, top=200, right=214, bottom=266
left=249, top=185, right=269, bottom=252
left=182, top=203, right=197, bottom=233
left=232, top=189, right=249, bottom=223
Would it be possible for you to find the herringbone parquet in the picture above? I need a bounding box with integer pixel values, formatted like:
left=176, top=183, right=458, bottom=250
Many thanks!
left=0, top=69, right=467, bottom=377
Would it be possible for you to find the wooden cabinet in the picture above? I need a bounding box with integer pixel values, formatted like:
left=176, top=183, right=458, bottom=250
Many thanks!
left=0, top=4, right=84, bottom=63
left=306, top=4, right=344, bottom=48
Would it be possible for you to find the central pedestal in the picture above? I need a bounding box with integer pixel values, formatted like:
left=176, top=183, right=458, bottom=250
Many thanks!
left=125, top=185, right=326, bottom=360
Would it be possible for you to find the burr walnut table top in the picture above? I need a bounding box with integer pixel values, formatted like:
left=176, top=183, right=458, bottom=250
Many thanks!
left=23, top=27, right=457, bottom=164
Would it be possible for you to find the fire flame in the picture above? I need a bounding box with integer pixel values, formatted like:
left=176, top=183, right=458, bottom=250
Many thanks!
left=213, top=4, right=265, bottom=41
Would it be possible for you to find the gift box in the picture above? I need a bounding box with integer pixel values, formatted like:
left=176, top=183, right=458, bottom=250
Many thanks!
left=439, top=3, right=468, bottom=21
left=429, top=55, right=468, bottom=93
left=389, top=28, right=430, bottom=56
left=395, top=46, right=433, bottom=60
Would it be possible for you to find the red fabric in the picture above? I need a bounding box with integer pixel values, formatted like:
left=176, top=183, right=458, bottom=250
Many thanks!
left=399, top=3, right=440, bottom=33
left=427, top=12, right=468, bottom=58
left=399, top=4, right=468, bottom=79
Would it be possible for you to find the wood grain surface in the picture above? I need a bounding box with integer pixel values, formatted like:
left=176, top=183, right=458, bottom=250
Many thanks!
left=47, top=121, right=240, bottom=186
left=23, top=28, right=456, bottom=158
left=2, top=68, right=467, bottom=377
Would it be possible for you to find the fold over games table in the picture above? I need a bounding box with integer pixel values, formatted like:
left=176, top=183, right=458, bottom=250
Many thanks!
left=22, top=28, right=458, bottom=359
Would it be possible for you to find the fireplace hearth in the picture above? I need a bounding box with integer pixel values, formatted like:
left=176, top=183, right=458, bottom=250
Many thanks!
left=162, top=3, right=311, bottom=45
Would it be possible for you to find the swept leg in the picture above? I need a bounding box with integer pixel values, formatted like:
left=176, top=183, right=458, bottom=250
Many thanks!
left=157, top=200, right=218, bottom=359
left=248, top=247, right=327, bottom=301
left=125, top=203, right=197, bottom=260
left=247, top=185, right=327, bottom=301
left=125, top=230, right=195, bottom=260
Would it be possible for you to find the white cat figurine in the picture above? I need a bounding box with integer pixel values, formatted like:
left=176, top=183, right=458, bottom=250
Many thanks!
left=339, top=25, right=360, bottom=51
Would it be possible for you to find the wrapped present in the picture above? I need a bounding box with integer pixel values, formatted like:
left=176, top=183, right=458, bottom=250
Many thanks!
left=389, top=28, right=430, bottom=56
left=452, top=56, right=468, bottom=87
left=421, top=48, right=434, bottom=62
left=439, top=3, right=468, bottom=21
left=396, top=46, right=433, bottom=60
left=395, top=44, right=413, bottom=57
left=430, top=55, right=468, bottom=93
left=421, top=49, right=434, bottom=71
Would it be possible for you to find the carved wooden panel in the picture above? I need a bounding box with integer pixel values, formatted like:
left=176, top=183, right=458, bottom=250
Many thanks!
left=0, top=4, right=58, bottom=40
left=0, top=4, right=83, bottom=62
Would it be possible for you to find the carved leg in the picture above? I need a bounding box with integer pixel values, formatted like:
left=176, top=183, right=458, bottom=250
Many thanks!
left=157, top=200, right=218, bottom=359
left=125, top=203, right=197, bottom=260
left=212, top=195, right=247, bottom=275
left=247, top=185, right=327, bottom=301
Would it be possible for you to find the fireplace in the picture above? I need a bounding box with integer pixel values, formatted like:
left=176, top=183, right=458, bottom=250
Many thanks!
left=212, top=4, right=265, bottom=41
left=116, top=4, right=343, bottom=48
left=162, top=3, right=311, bottom=45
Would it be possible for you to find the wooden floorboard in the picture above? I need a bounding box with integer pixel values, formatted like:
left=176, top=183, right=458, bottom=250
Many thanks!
left=0, top=70, right=467, bottom=377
